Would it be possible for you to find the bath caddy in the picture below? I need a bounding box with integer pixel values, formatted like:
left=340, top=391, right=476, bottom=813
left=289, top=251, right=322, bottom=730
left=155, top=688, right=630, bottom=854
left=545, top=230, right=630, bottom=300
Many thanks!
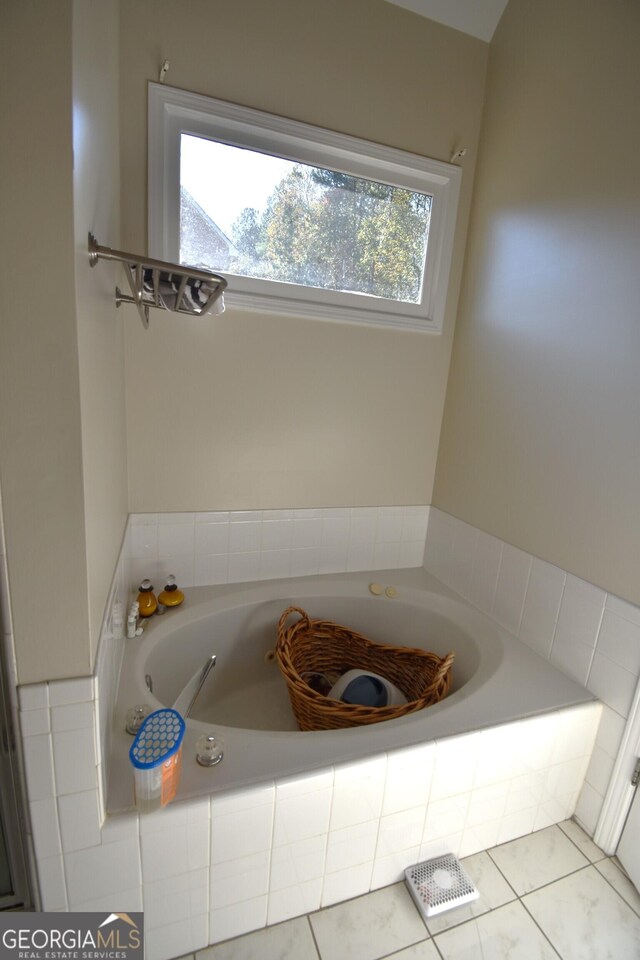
left=276, top=606, right=454, bottom=731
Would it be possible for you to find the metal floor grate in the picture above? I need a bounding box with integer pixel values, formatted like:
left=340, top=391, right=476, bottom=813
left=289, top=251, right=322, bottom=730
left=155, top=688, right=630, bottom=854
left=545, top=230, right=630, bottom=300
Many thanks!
left=405, top=853, right=479, bottom=919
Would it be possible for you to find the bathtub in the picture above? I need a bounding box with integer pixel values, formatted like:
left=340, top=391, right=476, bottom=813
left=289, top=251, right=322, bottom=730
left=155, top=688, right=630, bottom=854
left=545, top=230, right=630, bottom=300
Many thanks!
left=108, top=567, right=596, bottom=813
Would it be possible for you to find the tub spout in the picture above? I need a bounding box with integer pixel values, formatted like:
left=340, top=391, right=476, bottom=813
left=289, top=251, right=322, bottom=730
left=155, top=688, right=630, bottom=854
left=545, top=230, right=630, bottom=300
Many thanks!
left=173, top=655, right=217, bottom=720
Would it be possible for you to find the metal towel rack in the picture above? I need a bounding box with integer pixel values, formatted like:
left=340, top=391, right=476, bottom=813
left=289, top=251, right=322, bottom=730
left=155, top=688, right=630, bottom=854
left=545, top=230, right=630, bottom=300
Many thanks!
left=88, top=233, right=227, bottom=329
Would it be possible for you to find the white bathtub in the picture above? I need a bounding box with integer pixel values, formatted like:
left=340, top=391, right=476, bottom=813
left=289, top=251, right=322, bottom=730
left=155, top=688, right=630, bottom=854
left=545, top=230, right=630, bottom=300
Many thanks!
left=108, top=567, right=596, bottom=812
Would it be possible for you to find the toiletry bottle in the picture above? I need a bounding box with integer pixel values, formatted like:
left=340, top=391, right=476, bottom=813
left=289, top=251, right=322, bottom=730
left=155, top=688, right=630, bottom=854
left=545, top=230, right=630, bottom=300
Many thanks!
left=137, top=580, right=158, bottom=617
left=158, top=574, right=184, bottom=607
left=112, top=601, right=124, bottom=640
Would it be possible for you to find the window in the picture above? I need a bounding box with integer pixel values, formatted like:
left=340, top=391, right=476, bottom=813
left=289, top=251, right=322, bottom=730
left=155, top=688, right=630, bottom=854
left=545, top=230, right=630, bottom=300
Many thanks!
left=149, top=84, right=462, bottom=332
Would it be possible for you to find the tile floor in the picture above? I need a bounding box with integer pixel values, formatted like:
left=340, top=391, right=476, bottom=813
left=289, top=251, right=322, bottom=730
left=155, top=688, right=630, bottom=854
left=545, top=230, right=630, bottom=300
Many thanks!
left=186, top=820, right=640, bottom=960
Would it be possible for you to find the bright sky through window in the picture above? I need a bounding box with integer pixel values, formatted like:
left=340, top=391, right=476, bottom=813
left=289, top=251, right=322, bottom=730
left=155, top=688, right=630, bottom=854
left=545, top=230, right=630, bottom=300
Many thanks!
left=179, top=134, right=431, bottom=304
left=181, top=135, right=293, bottom=238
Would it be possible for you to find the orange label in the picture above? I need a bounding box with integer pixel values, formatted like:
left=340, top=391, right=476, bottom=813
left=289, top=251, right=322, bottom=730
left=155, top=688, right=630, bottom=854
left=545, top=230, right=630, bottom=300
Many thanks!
left=160, top=748, right=183, bottom=806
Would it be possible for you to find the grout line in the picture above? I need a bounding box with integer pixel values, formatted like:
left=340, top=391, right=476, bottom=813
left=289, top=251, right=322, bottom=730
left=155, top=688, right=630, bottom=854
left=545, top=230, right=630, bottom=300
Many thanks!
left=483, top=846, right=518, bottom=894
left=547, top=569, right=567, bottom=659
left=557, top=818, right=606, bottom=863
left=547, top=573, right=568, bottom=665
left=305, top=913, right=323, bottom=960
left=519, top=896, right=564, bottom=959
left=507, top=859, right=596, bottom=900
left=515, top=555, right=533, bottom=637
left=483, top=825, right=600, bottom=899
left=585, top=600, right=607, bottom=691
left=593, top=859, right=640, bottom=919
left=486, top=538, right=503, bottom=615
left=429, top=903, right=565, bottom=960
left=431, top=938, right=447, bottom=960
left=377, top=931, right=438, bottom=960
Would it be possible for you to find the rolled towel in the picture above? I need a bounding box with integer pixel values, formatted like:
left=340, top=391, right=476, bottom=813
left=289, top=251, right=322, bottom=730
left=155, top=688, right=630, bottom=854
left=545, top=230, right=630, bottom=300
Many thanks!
left=138, top=268, right=225, bottom=316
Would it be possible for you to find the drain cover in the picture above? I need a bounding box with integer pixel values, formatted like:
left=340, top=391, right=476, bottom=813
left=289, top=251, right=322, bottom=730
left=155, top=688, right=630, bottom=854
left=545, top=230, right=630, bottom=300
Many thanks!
left=405, top=853, right=479, bottom=919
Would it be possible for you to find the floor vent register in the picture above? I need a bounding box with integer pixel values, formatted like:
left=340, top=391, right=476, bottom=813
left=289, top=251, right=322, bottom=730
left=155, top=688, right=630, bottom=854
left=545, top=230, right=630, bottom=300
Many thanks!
left=405, top=853, right=479, bottom=919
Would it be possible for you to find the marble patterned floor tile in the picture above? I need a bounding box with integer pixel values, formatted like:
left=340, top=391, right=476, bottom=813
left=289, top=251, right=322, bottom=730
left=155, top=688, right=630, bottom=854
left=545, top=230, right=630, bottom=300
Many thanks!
left=523, top=865, right=640, bottom=959
left=558, top=819, right=606, bottom=862
left=596, top=857, right=640, bottom=916
left=381, top=941, right=439, bottom=959
left=310, top=883, right=428, bottom=960
left=488, top=824, right=588, bottom=895
left=433, top=900, right=558, bottom=960
left=198, top=917, right=318, bottom=960
left=426, top=850, right=516, bottom=935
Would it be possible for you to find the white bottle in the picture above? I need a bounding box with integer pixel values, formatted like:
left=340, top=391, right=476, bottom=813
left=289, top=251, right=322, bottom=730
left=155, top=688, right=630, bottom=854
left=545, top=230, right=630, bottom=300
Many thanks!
left=112, top=601, right=124, bottom=640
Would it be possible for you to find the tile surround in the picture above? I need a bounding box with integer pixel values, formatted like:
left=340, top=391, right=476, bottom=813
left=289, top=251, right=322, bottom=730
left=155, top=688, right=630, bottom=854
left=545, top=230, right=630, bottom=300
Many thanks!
left=13, top=502, right=640, bottom=954
left=18, top=660, right=600, bottom=956
left=424, top=507, right=640, bottom=836
left=129, top=506, right=430, bottom=588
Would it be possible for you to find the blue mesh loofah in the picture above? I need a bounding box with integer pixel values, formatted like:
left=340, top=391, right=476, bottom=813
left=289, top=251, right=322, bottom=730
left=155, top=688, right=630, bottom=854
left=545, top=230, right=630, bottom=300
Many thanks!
left=129, top=708, right=185, bottom=769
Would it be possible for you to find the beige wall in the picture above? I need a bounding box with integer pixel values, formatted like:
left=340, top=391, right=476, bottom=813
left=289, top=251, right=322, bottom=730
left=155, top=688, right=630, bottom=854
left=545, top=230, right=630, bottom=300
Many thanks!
left=119, top=0, right=488, bottom=512
left=433, top=0, right=640, bottom=604
left=73, top=0, right=128, bottom=662
left=0, top=2, right=91, bottom=683
left=0, top=1, right=127, bottom=684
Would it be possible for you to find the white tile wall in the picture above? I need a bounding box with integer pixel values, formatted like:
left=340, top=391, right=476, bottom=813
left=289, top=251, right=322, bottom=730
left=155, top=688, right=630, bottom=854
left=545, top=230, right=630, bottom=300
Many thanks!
left=331, top=757, right=386, bottom=830
left=382, top=743, right=435, bottom=815
left=29, top=798, right=62, bottom=860
left=321, top=862, right=374, bottom=908
left=491, top=543, right=532, bottom=636
left=424, top=507, right=640, bottom=836
left=13, top=502, right=630, bottom=953
left=325, top=819, right=379, bottom=875
left=143, top=868, right=209, bottom=933
left=519, top=558, right=566, bottom=659
left=18, top=657, right=601, bottom=955
left=57, top=790, right=102, bottom=852
left=129, top=505, right=430, bottom=589
left=551, top=576, right=605, bottom=685
left=273, top=770, right=333, bottom=847
left=210, top=850, right=270, bottom=911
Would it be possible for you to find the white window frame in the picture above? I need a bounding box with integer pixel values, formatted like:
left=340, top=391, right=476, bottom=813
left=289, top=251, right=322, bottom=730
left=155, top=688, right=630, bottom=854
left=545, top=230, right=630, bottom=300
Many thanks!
left=148, top=83, right=461, bottom=333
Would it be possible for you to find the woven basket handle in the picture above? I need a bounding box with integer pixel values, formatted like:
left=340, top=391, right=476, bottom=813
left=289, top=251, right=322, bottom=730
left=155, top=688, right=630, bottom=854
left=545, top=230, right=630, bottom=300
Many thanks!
left=277, top=606, right=311, bottom=635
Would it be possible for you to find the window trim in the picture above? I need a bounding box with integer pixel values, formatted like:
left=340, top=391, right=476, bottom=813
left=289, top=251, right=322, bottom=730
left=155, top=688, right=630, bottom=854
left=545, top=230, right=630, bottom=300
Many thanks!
left=148, top=82, right=462, bottom=333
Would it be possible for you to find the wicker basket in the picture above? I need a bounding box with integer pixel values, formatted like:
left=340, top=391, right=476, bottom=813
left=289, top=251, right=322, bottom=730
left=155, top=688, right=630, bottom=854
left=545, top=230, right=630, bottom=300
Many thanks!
left=276, top=606, right=455, bottom=731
